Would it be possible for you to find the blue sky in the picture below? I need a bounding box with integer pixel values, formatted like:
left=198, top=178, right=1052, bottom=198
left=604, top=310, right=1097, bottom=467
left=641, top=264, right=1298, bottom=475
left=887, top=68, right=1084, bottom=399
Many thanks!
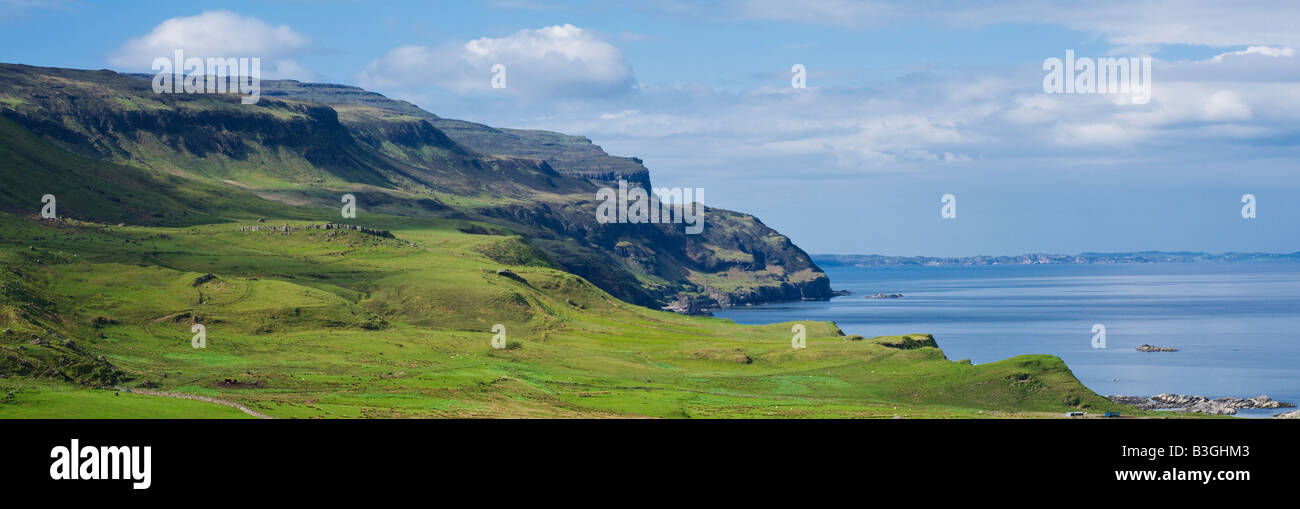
left=2, top=0, right=1298, bottom=256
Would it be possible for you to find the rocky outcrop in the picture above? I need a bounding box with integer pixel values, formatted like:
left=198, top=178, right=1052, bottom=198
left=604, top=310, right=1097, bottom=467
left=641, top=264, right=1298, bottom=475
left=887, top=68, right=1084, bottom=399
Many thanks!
left=661, top=294, right=714, bottom=316
left=704, top=278, right=833, bottom=308
left=1107, top=395, right=1150, bottom=407
left=477, top=197, right=833, bottom=312
left=661, top=276, right=832, bottom=313
left=874, top=334, right=939, bottom=350
left=1107, top=394, right=1296, bottom=415
left=438, top=121, right=653, bottom=187
left=1275, top=409, right=1300, bottom=419
left=495, top=269, right=527, bottom=283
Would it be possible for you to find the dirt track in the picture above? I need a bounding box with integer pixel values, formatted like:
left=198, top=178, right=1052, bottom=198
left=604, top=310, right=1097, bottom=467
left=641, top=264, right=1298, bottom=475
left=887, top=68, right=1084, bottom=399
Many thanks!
left=125, top=388, right=275, bottom=419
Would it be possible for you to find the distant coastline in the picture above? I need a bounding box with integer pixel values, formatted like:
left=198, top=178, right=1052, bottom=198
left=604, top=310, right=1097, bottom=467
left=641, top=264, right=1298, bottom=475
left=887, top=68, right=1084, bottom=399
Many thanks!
left=814, top=251, right=1300, bottom=268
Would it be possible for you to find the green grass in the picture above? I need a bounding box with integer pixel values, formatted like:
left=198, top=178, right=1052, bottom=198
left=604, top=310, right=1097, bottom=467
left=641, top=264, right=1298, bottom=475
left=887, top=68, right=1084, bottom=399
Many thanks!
left=0, top=64, right=1178, bottom=419
left=0, top=212, right=1148, bottom=419
left=0, top=63, right=840, bottom=319
left=0, top=387, right=255, bottom=418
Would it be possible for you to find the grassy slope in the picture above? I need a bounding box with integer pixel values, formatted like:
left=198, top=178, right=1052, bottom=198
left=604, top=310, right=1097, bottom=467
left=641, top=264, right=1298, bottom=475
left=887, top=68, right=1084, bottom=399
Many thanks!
left=0, top=213, right=1138, bottom=419
left=0, top=115, right=301, bottom=226
left=0, top=65, right=1144, bottom=419
left=0, top=64, right=834, bottom=313
left=2, top=389, right=254, bottom=419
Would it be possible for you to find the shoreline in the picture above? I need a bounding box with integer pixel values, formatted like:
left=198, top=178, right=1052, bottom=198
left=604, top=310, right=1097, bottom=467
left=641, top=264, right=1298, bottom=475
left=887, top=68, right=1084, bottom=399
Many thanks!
left=814, top=252, right=1300, bottom=268
left=715, top=262, right=1300, bottom=416
left=1107, top=394, right=1296, bottom=418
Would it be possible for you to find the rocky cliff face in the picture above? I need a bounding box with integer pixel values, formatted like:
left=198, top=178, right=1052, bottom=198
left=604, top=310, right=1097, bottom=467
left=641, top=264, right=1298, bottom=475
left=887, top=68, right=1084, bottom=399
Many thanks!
left=0, top=64, right=830, bottom=312
left=260, top=79, right=653, bottom=187
left=434, top=120, right=654, bottom=188
left=477, top=199, right=832, bottom=310
left=257, top=75, right=832, bottom=310
left=705, top=279, right=832, bottom=307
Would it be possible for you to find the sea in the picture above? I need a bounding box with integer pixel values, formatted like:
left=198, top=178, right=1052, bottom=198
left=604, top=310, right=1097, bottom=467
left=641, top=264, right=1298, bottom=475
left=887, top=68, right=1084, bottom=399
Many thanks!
left=713, top=261, right=1300, bottom=417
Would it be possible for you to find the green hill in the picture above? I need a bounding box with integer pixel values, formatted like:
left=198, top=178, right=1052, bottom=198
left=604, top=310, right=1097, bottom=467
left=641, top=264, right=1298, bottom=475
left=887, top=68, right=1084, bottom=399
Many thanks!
left=1, top=63, right=830, bottom=309
left=0, top=64, right=1138, bottom=418
left=0, top=214, right=1129, bottom=418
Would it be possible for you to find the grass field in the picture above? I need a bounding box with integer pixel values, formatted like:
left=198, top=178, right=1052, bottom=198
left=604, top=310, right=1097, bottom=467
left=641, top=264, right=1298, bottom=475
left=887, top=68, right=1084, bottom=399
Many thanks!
left=0, top=64, right=1183, bottom=419
left=0, top=212, right=1147, bottom=419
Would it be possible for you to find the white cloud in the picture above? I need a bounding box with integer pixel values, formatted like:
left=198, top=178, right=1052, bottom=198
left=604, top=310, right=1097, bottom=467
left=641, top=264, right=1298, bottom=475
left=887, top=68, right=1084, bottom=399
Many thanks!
left=1051, top=122, right=1146, bottom=146
left=358, top=24, right=634, bottom=99
left=599, top=109, right=641, bottom=119
left=473, top=50, right=1297, bottom=185
left=1160, top=46, right=1300, bottom=86
left=733, top=0, right=898, bottom=28
left=357, top=5, right=1300, bottom=196
left=1213, top=46, right=1296, bottom=61
left=107, top=10, right=313, bottom=80
left=728, top=0, right=1300, bottom=48
left=1003, top=94, right=1063, bottom=125
left=1202, top=90, right=1252, bottom=120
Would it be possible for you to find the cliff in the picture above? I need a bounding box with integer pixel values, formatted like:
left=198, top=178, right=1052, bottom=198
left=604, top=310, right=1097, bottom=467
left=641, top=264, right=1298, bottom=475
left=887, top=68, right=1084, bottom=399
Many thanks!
left=0, top=63, right=829, bottom=311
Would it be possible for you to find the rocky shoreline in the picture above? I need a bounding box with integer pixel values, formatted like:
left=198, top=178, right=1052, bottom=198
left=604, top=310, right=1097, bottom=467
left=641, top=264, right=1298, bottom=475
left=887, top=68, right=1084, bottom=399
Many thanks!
left=661, top=278, right=834, bottom=315
left=1108, top=393, right=1296, bottom=416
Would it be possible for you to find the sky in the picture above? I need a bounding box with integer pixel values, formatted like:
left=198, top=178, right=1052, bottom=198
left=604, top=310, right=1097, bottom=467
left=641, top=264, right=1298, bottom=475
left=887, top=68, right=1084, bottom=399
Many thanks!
left=2, top=0, right=1298, bottom=257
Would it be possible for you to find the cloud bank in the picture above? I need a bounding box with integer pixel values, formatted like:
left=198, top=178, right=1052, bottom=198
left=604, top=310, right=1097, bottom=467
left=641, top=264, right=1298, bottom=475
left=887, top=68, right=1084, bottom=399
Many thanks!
left=358, top=24, right=634, bottom=100
left=108, top=10, right=313, bottom=80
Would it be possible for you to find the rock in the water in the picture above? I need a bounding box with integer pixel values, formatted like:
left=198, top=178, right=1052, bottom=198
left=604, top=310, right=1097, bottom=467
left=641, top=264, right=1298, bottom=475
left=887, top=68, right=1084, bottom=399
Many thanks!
left=1107, top=395, right=1150, bottom=408
left=1235, top=395, right=1290, bottom=409
left=1108, top=393, right=1294, bottom=415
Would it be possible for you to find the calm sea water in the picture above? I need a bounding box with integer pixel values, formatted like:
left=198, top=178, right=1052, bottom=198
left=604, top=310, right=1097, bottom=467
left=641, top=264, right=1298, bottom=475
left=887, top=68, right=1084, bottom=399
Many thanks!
left=714, top=262, right=1300, bottom=417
